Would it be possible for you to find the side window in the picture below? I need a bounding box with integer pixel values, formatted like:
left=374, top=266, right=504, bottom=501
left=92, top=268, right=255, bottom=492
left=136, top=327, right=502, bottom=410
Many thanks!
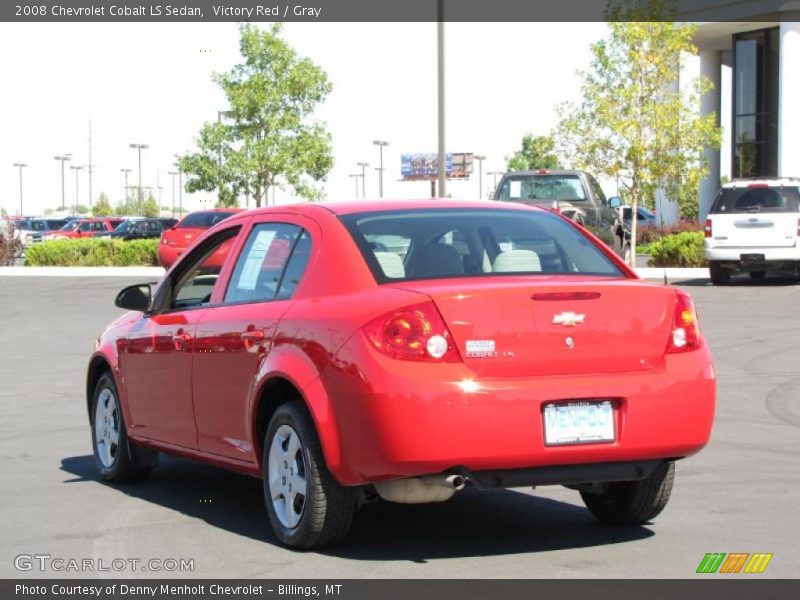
left=225, top=223, right=302, bottom=304
left=171, top=226, right=241, bottom=310
left=276, top=231, right=312, bottom=300
left=80, top=222, right=92, bottom=232
left=588, top=175, right=607, bottom=205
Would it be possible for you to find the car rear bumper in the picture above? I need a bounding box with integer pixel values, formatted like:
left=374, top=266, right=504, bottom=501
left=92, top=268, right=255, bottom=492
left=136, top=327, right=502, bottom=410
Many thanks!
left=322, top=337, right=716, bottom=485
left=705, top=244, right=800, bottom=264
left=157, top=244, right=182, bottom=268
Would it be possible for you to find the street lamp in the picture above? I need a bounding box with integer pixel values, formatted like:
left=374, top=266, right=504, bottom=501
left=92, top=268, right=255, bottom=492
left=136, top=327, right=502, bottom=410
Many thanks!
left=120, top=168, right=131, bottom=209
left=69, top=165, right=83, bottom=214
left=372, top=140, right=389, bottom=197
left=356, top=162, right=369, bottom=198
left=173, top=154, right=183, bottom=216
left=436, top=0, right=446, bottom=198
left=474, top=154, right=486, bottom=199
left=168, top=171, right=178, bottom=217
left=54, top=154, right=72, bottom=211
left=129, top=143, right=148, bottom=215
left=348, top=173, right=360, bottom=198
left=12, top=163, right=27, bottom=216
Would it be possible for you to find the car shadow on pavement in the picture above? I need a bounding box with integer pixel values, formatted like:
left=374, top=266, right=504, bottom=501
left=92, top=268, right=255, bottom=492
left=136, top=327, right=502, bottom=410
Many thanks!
left=61, top=454, right=653, bottom=560
left=672, top=275, right=799, bottom=287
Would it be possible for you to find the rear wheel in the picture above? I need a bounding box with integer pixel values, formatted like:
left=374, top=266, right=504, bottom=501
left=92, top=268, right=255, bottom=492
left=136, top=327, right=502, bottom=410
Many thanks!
left=749, top=270, right=766, bottom=281
left=91, top=373, right=151, bottom=483
left=263, top=402, right=355, bottom=549
left=709, top=261, right=730, bottom=285
left=581, top=461, right=674, bottom=524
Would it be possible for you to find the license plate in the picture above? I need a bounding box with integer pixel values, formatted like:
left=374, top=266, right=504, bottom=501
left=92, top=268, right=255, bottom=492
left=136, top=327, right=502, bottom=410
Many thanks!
left=740, top=253, right=765, bottom=263
left=543, top=401, right=615, bottom=446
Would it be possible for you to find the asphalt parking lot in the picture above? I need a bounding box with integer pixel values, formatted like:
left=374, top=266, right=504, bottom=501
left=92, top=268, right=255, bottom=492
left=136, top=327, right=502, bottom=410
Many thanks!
left=1, top=275, right=799, bottom=579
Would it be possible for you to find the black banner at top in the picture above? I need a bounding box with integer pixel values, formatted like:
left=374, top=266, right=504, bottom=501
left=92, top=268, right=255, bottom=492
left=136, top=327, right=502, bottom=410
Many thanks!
left=2, top=0, right=800, bottom=23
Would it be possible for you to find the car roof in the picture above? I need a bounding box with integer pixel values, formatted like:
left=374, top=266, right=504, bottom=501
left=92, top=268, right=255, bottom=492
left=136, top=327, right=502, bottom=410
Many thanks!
left=234, top=198, right=544, bottom=218
left=499, top=170, right=587, bottom=177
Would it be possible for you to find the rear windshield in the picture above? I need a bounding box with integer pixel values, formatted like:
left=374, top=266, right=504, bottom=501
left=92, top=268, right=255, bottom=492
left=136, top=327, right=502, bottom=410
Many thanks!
left=340, top=208, right=624, bottom=283
left=710, top=186, right=800, bottom=214
left=178, top=211, right=236, bottom=229
left=496, top=174, right=587, bottom=202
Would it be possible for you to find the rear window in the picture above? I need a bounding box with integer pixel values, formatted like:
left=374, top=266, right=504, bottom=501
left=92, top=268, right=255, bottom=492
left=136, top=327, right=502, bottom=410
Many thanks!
left=340, top=208, right=623, bottom=283
left=710, top=186, right=800, bottom=214
left=497, top=175, right=587, bottom=202
left=178, top=211, right=237, bottom=229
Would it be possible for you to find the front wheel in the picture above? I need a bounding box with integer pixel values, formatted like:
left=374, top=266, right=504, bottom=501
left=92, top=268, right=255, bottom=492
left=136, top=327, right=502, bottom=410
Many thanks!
left=91, top=373, right=151, bottom=483
left=580, top=461, right=675, bottom=524
left=263, top=402, right=355, bottom=549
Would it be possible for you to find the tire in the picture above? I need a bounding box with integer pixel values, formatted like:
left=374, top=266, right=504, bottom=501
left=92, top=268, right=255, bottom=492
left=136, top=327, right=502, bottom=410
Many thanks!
left=91, top=373, right=151, bottom=483
left=263, top=402, right=355, bottom=549
left=580, top=460, right=675, bottom=524
left=749, top=271, right=766, bottom=281
left=709, top=261, right=730, bottom=286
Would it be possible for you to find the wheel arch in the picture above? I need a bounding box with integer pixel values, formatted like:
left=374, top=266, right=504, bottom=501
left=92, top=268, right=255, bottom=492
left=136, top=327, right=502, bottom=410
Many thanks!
left=86, top=354, right=113, bottom=422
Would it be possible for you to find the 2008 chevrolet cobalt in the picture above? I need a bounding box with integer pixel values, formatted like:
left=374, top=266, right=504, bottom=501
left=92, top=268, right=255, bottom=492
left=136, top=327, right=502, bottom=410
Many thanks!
left=86, top=200, right=715, bottom=548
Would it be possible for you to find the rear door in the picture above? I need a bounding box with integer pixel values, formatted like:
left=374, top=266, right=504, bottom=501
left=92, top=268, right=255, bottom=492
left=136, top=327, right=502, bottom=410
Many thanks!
left=708, top=185, right=799, bottom=248
left=191, top=216, right=316, bottom=460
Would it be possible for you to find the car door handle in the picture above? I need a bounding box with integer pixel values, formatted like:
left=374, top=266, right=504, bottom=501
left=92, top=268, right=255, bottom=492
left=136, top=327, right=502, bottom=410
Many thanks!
left=241, top=329, right=265, bottom=341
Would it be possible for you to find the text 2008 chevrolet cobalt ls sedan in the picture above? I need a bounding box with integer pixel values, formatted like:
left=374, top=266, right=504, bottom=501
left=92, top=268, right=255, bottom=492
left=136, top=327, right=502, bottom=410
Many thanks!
left=87, top=199, right=715, bottom=549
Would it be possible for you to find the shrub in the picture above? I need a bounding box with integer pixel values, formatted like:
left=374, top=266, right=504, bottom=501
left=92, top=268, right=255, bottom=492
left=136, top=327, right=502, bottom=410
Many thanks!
left=646, top=231, right=707, bottom=267
left=24, top=238, right=159, bottom=267
left=636, top=220, right=703, bottom=246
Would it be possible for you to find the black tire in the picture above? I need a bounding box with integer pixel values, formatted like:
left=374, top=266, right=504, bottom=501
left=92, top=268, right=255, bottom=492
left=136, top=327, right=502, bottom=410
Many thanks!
left=749, top=270, right=766, bottom=281
left=580, top=460, right=675, bottom=524
left=91, top=373, right=151, bottom=483
left=263, top=402, right=355, bottom=549
left=709, top=261, right=730, bottom=285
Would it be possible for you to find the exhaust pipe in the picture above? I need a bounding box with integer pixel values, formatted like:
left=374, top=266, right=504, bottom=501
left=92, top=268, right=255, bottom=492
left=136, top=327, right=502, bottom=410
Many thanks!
left=374, top=473, right=467, bottom=504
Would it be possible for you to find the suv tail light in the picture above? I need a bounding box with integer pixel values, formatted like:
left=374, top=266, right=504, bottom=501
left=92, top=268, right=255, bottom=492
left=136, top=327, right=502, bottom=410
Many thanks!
left=363, top=302, right=461, bottom=362
left=704, top=219, right=712, bottom=238
left=667, top=291, right=702, bottom=353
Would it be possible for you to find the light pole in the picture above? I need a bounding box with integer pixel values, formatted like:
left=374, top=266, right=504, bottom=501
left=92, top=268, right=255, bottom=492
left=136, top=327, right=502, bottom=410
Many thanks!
left=436, top=0, right=446, bottom=198
left=474, top=154, right=486, bottom=199
left=372, top=140, right=389, bottom=198
left=168, top=171, right=178, bottom=217
left=129, top=143, right=148, bottom=215
left=120, top=168, right=131, bottom=209
left=348, top=173, right=360, bottom=198
left=487, top=171, right=503, bottom=197
left=356, top=162, right=369, bottom=198
left=70, top=165, right=83, bottom=214
left=173, top=155, right=183, bottom=215
left=54, top=155, right=71, bottom=211
left=12, top=163, right=27, bottom=216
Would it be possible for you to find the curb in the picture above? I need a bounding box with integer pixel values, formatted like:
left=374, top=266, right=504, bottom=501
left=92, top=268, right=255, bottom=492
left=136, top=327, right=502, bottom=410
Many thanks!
left=0, top=266, right=707, bottom=282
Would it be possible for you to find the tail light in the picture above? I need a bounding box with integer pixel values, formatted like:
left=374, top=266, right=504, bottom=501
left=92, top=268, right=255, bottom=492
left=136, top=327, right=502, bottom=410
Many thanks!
left=667, top=291, right=702, bottom=353
left=704, top=219, right=712, bottom=238
left=363, top=301, right=461, bottom=362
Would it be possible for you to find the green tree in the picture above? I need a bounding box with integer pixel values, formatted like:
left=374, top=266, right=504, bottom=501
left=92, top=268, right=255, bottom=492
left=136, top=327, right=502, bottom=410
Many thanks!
left=556, top=0, right=721, bottom=263
left=93, top=193, right=113, bottom=217
left=142, top=196, right=160, bottom=218
left=506, top=134, right=561, bottom=171
left=179, top=23, right=334, bottom=207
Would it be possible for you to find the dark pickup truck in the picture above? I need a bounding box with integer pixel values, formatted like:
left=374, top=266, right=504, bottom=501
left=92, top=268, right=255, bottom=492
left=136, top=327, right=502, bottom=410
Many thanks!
left=494, top=169, right=631, bottom=262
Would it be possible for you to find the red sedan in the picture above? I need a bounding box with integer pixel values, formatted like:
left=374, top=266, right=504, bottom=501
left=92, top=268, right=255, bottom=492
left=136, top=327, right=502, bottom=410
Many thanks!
left=87, top=200, right=715, bottom=549
left=157, top=208, right=244, bottom=268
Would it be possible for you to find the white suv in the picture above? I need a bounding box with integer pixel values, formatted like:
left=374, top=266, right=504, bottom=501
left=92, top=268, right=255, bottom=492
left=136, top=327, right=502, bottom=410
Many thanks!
left=704, top=178, right=800, bottom=285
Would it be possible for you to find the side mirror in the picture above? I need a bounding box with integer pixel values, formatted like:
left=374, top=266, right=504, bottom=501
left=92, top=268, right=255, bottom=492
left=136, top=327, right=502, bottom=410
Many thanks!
left=115, top=284, right=152, bottom=312
left=608, top=196, right=622, bottom=208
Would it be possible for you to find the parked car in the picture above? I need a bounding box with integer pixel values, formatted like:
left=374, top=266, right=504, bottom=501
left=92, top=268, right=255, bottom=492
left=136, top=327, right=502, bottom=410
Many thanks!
left=621, top=205, right=656, bottom=230
left=494, top=169, right=631, bottom=262
left=704, top=178, right=800, bottom=284
left=88, top=199, right=715, bottom=549
left=157, top=208, right=244, bottom=267
left=13, top=218, right=69, bottom=247
left=46, top=218, right=124, bottom=240
left=98, top=218, right=178, bottom=241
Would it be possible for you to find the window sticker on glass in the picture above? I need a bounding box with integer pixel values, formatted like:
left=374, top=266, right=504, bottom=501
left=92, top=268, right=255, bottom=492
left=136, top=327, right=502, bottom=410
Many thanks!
left=237, top=229, right=277, bottom=291
left=509, top=180, right=522, bottom=199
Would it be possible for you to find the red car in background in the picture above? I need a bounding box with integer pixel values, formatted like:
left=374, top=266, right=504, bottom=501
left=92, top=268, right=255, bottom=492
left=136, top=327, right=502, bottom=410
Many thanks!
left=46, top=218, right=123, bottom=240
left=88, top=200, right=715, bottom=549
left=157, top=208, right=244, bottom=267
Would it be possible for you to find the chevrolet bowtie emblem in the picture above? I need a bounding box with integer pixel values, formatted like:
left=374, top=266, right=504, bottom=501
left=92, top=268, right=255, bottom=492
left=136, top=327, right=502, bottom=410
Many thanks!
left=552, top=311, right=585, bottom=327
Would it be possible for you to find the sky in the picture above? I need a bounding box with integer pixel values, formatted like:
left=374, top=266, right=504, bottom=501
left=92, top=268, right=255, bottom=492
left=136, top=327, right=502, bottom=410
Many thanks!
left=1, top=21, right=617, bottom=215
